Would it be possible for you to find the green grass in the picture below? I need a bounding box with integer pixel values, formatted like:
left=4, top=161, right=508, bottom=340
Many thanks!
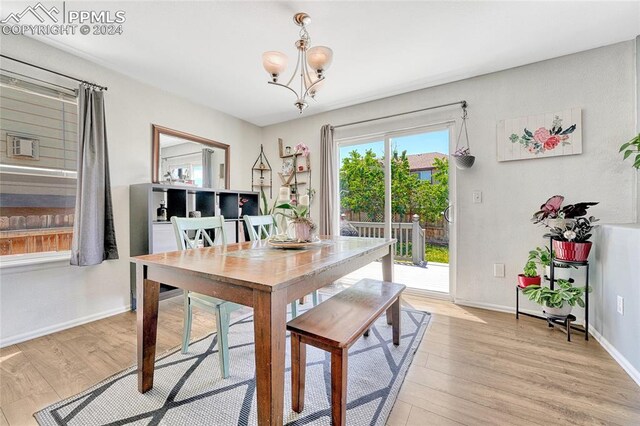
left=426, top=244, right=449, bottom=264
left=395, top=242, right=449, bottom=264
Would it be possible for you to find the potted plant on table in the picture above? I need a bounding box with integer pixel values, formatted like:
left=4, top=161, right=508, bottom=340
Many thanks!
left=274, top=201, right=316, bottom=242
left=518, top=260, right=541, bottom=288
left=522, top=279, right=590, bottom=318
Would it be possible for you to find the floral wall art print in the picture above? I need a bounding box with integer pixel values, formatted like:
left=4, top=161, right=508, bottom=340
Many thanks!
left=497, top=108, right=582, bottom=161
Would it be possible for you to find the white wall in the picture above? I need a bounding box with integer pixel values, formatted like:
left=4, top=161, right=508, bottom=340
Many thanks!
left=591, top=224, right=640, bottom=386
left=0, top=35, right=261, bottom=346
left=260, top=41, right=637, bottom=312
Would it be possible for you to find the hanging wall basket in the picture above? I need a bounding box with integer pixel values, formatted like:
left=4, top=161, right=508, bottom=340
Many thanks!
left=453, top=102, right=475, bottom=170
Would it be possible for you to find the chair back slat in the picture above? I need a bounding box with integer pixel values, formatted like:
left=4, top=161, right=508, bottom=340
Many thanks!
left=243, top=215, right=277, bottom=241
left=171, top=216, right=226, bottom=250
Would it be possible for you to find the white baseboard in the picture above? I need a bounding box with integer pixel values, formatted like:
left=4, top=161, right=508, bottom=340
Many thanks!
left=589, top=325, right=640, bottom=387
left=0, top=304, right=131, bottom=348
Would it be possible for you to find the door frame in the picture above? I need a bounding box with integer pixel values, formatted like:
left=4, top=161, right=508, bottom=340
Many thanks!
left=336, top=121, right=457, bottom=298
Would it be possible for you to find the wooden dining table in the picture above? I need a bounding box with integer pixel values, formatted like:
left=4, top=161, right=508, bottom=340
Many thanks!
left=131, top=236, right=395, bottom=425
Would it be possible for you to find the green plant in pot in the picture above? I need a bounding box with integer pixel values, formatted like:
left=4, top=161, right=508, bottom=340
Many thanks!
left=532, top=196, right=599, bottom=262
left=528, top=246, right=572, bottom=280
left=619, top=133, right=640, bottom=169
left=274, top=202, right=316, bottom=242
left=517, top=260, right=541, bottom=288
left=522, top=279, right=590, bottom=318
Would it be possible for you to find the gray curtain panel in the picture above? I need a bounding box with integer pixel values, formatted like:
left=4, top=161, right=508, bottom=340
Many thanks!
left=319, top=124, right=337, bottom=235
left=202, top=148, right=215, bottom=188
left=70, top=85, right=119, bottom=266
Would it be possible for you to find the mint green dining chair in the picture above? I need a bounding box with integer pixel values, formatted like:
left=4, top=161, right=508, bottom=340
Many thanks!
left=243, top=214, right=319, bottom=317
left=171, top=216, right=242, bottom=379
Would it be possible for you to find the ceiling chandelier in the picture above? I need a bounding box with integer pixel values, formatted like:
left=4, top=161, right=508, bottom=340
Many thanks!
left=262, top=12, right=333, bottom=114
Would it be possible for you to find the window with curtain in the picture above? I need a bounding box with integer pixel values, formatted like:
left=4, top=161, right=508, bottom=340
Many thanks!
left=0, top=72, right=78, bottom=257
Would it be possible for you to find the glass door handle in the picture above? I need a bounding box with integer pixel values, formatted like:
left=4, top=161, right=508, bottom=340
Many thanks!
left=443, top=205, right=453, bottom=223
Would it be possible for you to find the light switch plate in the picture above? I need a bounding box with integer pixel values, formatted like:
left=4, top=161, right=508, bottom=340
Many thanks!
left=617, top=296, right=624, bottom=315
left=473, top=190, right=482, bottom=204
left=494, top=263, right=505, bottom=278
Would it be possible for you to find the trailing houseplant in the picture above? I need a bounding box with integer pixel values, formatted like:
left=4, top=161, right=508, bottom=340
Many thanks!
left=532, top=196, right=599, bottom=262
left=517, top=260, right=541, bottom=288
left=619, top=133, right=640, bottom=169
left=522, top=279, right=590, bottom=317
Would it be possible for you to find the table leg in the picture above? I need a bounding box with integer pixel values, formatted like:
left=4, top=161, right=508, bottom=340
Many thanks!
left=253, top=290, right=287, bottom=425
left=137, top=266, right=159, bottom=393
left=382, top=245, right=394, bottom=324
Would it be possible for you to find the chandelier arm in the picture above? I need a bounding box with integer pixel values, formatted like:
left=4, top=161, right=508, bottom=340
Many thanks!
left=302, top=56, right=314, bottom=92
left=284, top=48, right=302, bottom=88
left=302, top=75, right=325, bottom=99
left=267, top=81, right=300, bottom=99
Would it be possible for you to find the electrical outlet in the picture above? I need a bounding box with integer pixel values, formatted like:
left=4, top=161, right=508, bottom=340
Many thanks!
left=472, top=190, right=482, bottom=204
left=617, top=296, right=624, bottom=315
left=494, top=263, right=505, bottom=278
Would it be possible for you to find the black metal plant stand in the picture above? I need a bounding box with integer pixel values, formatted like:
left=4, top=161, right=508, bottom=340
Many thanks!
left=515, top=237, right=589, bottom=342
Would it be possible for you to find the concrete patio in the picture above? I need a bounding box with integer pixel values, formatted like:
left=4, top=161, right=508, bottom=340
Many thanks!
left=338, top=260, right=449, bottom=294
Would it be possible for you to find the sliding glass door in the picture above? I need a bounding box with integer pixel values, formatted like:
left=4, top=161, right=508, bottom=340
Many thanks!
left=338, top=125, right=452, bottom=295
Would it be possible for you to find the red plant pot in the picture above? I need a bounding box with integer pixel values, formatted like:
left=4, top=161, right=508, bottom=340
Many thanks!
left=553, top=240, right=592, bottom=262
left=517, top=274, right=541, bottom=288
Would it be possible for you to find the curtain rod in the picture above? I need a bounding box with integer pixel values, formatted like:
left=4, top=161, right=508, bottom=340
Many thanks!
left=332, top=100, right=467, bottom=130
left=0, top=54, right=108, bottom=91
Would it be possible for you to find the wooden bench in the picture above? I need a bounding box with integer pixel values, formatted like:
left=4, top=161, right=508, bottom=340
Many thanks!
left=286, top=278, right=406, bottom=425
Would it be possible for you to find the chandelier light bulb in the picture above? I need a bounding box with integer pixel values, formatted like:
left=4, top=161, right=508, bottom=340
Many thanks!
left=262, top=51, right=288, bottom=80
left=304, top=72, right=324, bottom=97
left=306, top=46, right=333, bottom=73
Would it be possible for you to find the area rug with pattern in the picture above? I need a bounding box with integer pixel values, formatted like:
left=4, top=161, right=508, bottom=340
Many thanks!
left=35, top=307, right=430, bottom=425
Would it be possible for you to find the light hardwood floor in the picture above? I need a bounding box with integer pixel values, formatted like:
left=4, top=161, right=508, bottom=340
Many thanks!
left=1, top=292, right=639, bottom=425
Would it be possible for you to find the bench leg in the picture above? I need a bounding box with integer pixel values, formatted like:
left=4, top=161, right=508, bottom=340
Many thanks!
left=331, top=349, right=348, bottom=426
left=391, top=297, right=401, bottom=346
left=363, top=328, right=370, bottom=337
left=291, top=333, right=306, bottom=413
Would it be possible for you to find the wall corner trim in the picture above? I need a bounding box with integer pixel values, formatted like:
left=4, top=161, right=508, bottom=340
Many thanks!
left=0, top=304, right=131, bottom=348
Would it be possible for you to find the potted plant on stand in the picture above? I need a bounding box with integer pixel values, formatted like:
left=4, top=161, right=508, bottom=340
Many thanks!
left=522, top=279, right=590, bottom=318
left=545, top=216, right=599, bottom=262
left=518, top=260, right=541, bottom=288
left=532, top=196, right=599, bottom=262
left=528, top=246, right=573, bottom=280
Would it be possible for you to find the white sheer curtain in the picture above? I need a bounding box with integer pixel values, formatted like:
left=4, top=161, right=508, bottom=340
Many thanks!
left=319, top=124, right=337, bottom=235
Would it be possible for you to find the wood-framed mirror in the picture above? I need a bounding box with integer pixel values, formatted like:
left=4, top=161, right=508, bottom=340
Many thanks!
left=152, top=125, right=230, bottom=189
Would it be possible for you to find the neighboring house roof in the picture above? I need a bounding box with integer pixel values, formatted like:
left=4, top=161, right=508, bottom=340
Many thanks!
left=407, top=152, right=447, bottom=171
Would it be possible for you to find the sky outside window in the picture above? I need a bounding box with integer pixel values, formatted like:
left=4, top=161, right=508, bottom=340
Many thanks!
left=339, top=129, right=449, bottom=161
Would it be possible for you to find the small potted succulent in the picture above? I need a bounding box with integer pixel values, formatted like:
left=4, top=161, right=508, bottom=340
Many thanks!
left=452, top=147, right=475, bottom=170
left=517, top=260, right=541, bottom=288
left=522, top=279, right=590, bottom=318
left=528, top=246, right=572, bottom=280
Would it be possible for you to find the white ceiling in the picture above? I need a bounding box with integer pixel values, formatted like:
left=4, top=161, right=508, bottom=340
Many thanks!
left=3, top=1, right=639, bottom=126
